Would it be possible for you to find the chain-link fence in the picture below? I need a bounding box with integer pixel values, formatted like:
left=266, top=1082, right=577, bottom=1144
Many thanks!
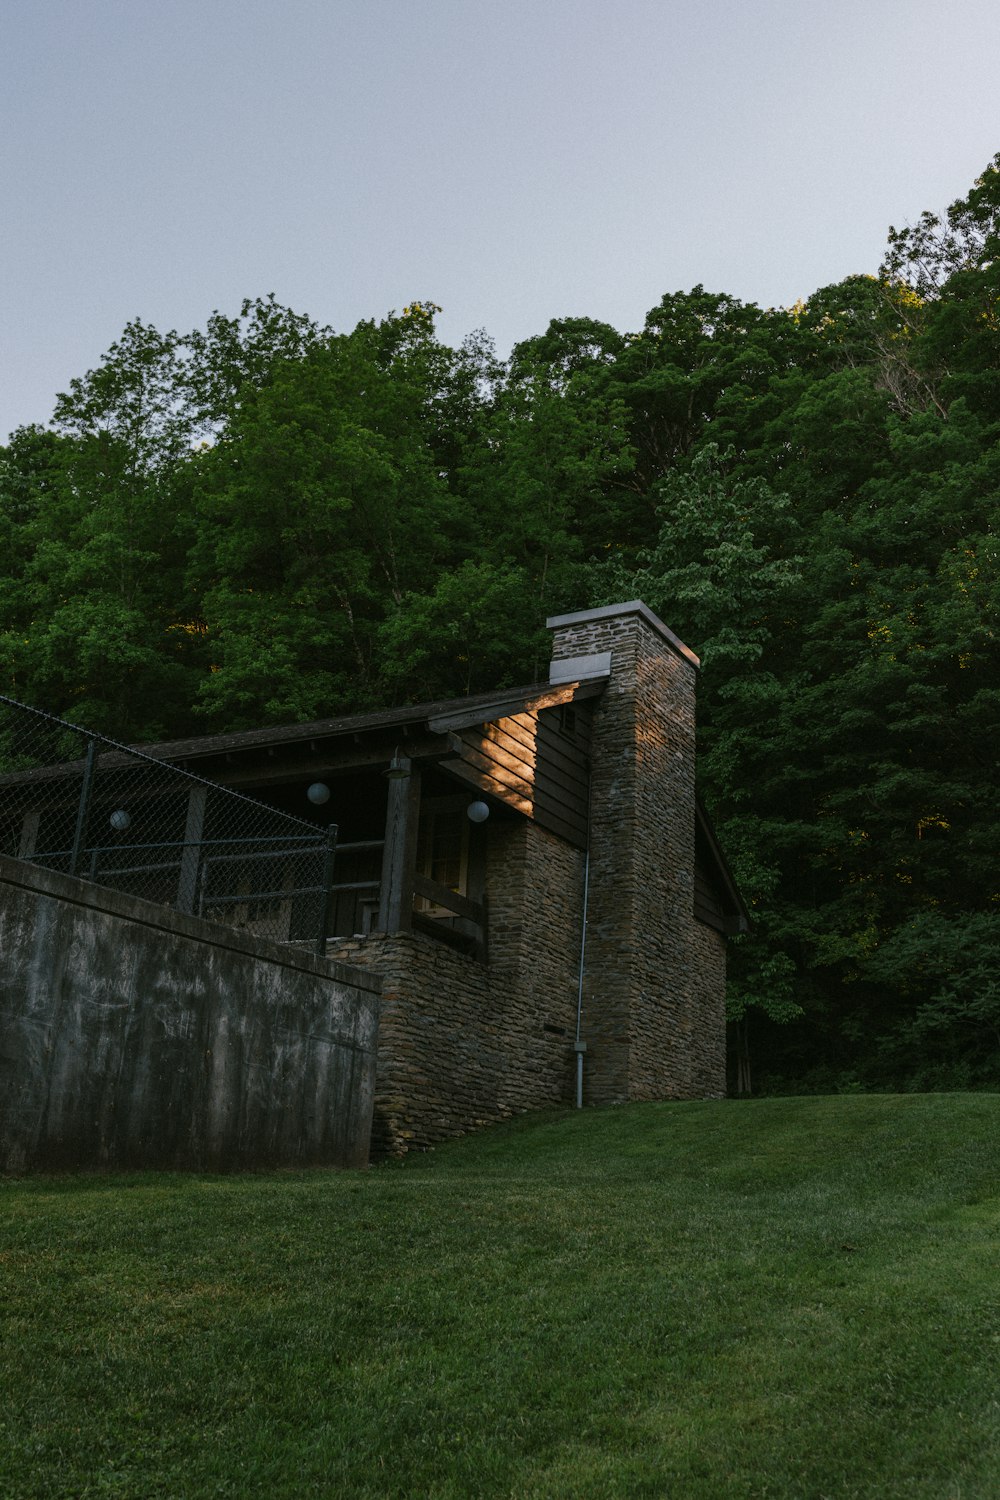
left=0, top=695, right=338, bottom=952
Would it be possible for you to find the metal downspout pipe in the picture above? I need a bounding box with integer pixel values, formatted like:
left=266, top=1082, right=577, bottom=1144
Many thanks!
left=574, top=835, right=591, bottom=1109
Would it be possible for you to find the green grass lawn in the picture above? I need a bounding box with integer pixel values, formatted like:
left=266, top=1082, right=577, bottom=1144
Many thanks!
left=2, top=1094, right=998, bottom=1499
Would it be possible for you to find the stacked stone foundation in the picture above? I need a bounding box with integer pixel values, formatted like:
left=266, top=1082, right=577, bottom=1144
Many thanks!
left=329, top=820, right=586, bottom=1155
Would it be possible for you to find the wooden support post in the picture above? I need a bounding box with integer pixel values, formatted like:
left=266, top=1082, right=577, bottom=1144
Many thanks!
left=377, top=758, right=421, bottom=933
left=176, top=784, right=208, bottom=914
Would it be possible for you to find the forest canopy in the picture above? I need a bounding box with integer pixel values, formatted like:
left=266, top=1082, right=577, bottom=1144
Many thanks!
left=3, top=157, right=999, bottom=1093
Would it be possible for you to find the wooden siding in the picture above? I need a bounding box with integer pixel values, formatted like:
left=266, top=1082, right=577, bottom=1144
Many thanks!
left=694, top=857, right=727, bottom=933
left=694, top=803, right=751, bottom=935
left=440, top=701, right=593, bottom=849
left=534, top=708, right=590, bottom=846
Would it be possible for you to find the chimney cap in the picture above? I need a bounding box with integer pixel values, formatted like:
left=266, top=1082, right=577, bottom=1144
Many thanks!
left=545, top=601, right=699, bottom=669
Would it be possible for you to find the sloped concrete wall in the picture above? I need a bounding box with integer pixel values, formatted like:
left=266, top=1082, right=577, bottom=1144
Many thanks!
left=0, top=855, right=381, bottom=1172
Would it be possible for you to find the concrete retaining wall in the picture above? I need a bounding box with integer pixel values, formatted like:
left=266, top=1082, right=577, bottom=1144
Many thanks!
left=0, top=854, right=381, bottom=1172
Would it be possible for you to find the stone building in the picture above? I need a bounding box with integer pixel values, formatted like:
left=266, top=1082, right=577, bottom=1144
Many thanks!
left=125, top=601, right=748, bottom=1155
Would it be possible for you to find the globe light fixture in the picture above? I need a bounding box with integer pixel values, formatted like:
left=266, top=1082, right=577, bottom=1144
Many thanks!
left=467, top=800, right=490, bottom=824
left=307, top=782, right=331, bottom=806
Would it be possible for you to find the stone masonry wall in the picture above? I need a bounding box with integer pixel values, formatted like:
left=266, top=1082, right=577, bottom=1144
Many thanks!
left=548, top=603, right=724, bottom=1101
left=686, top=919, right=728, bottom=1097
left=489, top=819, right=586, bottom=1111
left=329, top=818, right=585, bottom=1155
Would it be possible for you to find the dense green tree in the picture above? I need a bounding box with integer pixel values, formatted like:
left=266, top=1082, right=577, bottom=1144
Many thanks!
left=187, top=308, right=469, bottom=727
left=376, top=560, right=544, bottom=700
left=882, top=152, right=1000, bottom=298
left=0, top=426, right=67, bottom=698
left=0, top=402, right=201, bottom=739
left=184, top=295, right=328, bottom=438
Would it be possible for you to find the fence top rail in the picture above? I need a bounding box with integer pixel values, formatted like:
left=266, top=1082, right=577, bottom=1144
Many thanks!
left=33, top=836, right=327, bottom=859
left=0, top=693, right=325, bottom=837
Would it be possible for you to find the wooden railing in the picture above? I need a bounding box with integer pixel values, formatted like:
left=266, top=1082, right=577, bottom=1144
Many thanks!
left=412, top=873, right=487, bottom=962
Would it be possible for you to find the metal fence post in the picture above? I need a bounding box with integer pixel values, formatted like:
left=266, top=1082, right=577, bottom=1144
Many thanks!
left=316, top=827, right=338, bottom=955
left=69, top=738, right=98, bottom=878
left=177, top=784, right=208, bottom=914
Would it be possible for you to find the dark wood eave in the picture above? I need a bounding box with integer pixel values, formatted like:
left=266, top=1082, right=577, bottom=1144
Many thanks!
left=135, top=677, right=609, bottom=768
left=426, top=678, right=606, bottom=734
left=695, top=799, right=751, bottom=935
left=0, top=678, right=608, bottom=790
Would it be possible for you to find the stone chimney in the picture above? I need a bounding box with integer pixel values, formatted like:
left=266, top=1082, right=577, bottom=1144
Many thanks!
left=546, top=602, right=705, bottom=1102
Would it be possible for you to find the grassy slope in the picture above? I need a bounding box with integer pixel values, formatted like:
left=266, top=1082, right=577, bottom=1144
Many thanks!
left=1, top=1094, right=998, bottom=1499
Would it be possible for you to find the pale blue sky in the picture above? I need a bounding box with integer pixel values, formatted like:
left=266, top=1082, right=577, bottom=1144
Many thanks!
left=2, top=0, right=998, bottom=440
